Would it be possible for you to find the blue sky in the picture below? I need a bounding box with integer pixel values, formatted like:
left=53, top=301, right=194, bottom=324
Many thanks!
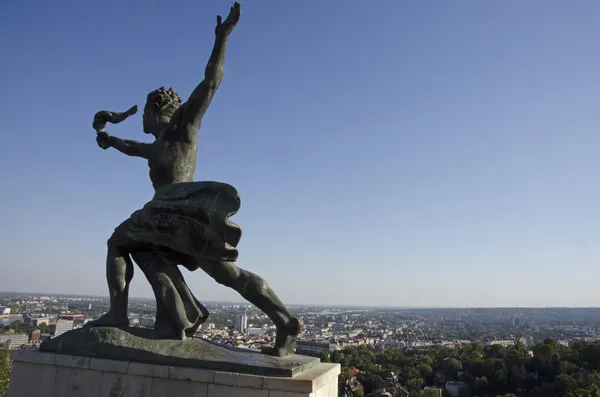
left=1, top=0, right=600, bottom=307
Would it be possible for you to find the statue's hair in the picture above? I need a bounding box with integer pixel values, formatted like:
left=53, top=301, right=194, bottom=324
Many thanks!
left=147, top=86, right=182, bottom=115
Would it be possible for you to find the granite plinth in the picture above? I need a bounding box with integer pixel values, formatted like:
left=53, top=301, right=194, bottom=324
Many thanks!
left=8, top=350, right=341, bottom=397
left=39, top=326, right=319, bottom=377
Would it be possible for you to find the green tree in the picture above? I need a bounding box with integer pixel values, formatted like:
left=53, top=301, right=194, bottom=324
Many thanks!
left=331, top=350, right=345, bottom=363
left=566, top=384, right=600, bottom=397
left=407, top=377, right=424, bottom=393
left=6, top=322, right=21, bottom=333
left=0, top=346, right=10, bottom=397
left=443, top=358, right=463, bottom=381
left=416, top=389, right=443, bottom=397
left=357, top=372, right=384, bottom=394
left=419, top=363, right=433, bottom=378
left=474, top=376, right=489, bottom=395
left=338, top=371, right=351, bottom=387
left=421, top=355, right=434, bottom=368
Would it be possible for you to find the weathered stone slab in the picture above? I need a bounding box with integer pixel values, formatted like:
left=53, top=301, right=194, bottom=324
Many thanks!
left=152, top=378, right=208, bottom=397
left=40, top=326, right=319, bottom=377
left=9, top=352, right=341, bottom=397
left=6, top=362, right=56, bottom=397
left=99, top=373, right=153, bottom=397
left=52, top=366, right=103, bottom=397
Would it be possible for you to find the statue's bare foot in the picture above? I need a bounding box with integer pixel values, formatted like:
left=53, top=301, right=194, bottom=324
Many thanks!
left=261, top=317, right=303, bottom=357
left=85, top=312, right=129, bottom=328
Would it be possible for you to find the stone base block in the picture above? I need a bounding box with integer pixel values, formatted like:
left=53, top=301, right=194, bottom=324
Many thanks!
left=40, top=327, right=320, bottom=377
left=7, top=350, right=341, bottom=397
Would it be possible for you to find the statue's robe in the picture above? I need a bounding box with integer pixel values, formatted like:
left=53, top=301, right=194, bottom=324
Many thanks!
left=116, top=181, right=241, bottom=339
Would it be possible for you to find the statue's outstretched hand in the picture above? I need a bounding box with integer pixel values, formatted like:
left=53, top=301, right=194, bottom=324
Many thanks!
left=96, top=131, right=111, bottom=150
left=215, top=2, right=240, bottom=37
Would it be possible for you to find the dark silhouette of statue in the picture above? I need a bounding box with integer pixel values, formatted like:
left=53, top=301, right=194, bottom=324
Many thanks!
left=86, top=3, right=302, bottom=357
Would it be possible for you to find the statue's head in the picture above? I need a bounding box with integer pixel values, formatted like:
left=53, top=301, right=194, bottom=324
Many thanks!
left=143, top=87, right=182, bottom=137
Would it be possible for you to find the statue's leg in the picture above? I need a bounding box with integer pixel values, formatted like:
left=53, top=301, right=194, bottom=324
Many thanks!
left=86, top=220, right=134, bottom=327
left=132, top=252, right=176, bottom=338
left=193, top=259, right=302, bottom=357
left=132, top=251, right=209, bottom=340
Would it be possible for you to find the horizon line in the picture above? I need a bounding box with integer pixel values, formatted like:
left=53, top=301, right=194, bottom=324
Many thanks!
left=1, top=291, right=599, bottom=310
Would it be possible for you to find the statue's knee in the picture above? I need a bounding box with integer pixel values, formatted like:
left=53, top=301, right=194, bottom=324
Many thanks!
left=107, top=234, right=116, bottom=248
left=107, top=232, right=126, bottom=251
left=109, top=221, right=132, bottom=249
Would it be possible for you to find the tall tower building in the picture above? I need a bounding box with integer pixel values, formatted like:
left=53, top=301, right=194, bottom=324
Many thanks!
left=235, top=310, right=248, bottom=334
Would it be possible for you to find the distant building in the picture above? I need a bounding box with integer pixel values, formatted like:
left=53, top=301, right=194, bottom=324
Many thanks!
left=371, top=384, right=409, bottom=397
left=371, top=392, right=392, bottom=397
left=0, top=307, right=11, bottom=315
left=384, top=372, right=398, bottom=382
left=30, top=329, right=42, bottom=344
left=520, top=335, right=534, bottom=346
left=235, top=314, right=247, bottom=333
left=487, top=339, right=515, bottom=347
left=59, top=314, right=85, bottom=321
left=443, top=316, right=461, bottom=327
left=0, top=333, right=29, bottom=349
left=296, top=341, right=339, bottom=357
left=247, top=327, right=271, bottom=336
left=54, top=319, right=74, bottom=337
left=59, top=313, right=85, bottom=328
left=445, top=381, right=465, bottom=397
left=25, top=316, right=53, bottom=327
left=138, top=318, right=155, bottom=327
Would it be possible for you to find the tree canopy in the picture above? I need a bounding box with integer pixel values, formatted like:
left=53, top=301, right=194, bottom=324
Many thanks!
left=331, top=340, right=600, bottom=397
left=0, top=346, right=10, bottom=397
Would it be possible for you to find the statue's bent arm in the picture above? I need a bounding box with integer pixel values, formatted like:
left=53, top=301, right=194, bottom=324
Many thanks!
left=108, top=136, right=153, bottom=159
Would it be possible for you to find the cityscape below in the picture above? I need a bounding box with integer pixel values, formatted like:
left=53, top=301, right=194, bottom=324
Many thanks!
left=4, top=292, right=600, bottom=396
left=3, top=291, right=600, bottom=352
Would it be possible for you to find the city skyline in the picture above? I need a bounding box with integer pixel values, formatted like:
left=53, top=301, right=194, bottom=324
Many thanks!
left=2, top=0, right=600, bottom=307
left=2, top=290, right=600, bottom=310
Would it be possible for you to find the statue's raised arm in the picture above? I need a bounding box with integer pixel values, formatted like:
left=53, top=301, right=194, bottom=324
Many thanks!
left=166, top=2, right=241, bottom=143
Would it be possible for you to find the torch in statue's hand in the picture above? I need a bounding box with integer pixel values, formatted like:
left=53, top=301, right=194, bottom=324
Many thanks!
left=92, top=105, right=138, bottom=149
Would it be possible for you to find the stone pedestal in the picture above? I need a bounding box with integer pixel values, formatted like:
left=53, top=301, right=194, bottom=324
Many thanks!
left=8, top=350, right=341, bottom=397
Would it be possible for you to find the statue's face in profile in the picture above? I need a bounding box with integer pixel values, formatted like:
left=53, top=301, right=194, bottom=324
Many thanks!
left=143, top=103, right=173, bottom=136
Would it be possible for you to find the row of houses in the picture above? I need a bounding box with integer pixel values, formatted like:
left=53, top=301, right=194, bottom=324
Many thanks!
left=0, top=317, right=75, bottom=349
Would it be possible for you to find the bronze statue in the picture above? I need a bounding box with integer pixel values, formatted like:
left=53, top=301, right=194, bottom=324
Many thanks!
left=87, top=2, right=302, bottom=357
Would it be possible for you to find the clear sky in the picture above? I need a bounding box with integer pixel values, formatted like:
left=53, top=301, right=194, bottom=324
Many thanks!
left=1, top=0, right=600, bottom=308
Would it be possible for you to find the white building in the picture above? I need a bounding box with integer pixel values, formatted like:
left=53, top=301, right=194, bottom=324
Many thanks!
left=54, top=319, right=74, bottom=337
left=247, top=327, right=272, bottom=336
left=0, top=333, right=29, bottom=349
left=0, top=307, right=11, bottom=315
left=520, top=335, right=534, bottom=346
left=445, top=381, right=465, bottom=397
left=235, top=314, right=248, bottom=333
